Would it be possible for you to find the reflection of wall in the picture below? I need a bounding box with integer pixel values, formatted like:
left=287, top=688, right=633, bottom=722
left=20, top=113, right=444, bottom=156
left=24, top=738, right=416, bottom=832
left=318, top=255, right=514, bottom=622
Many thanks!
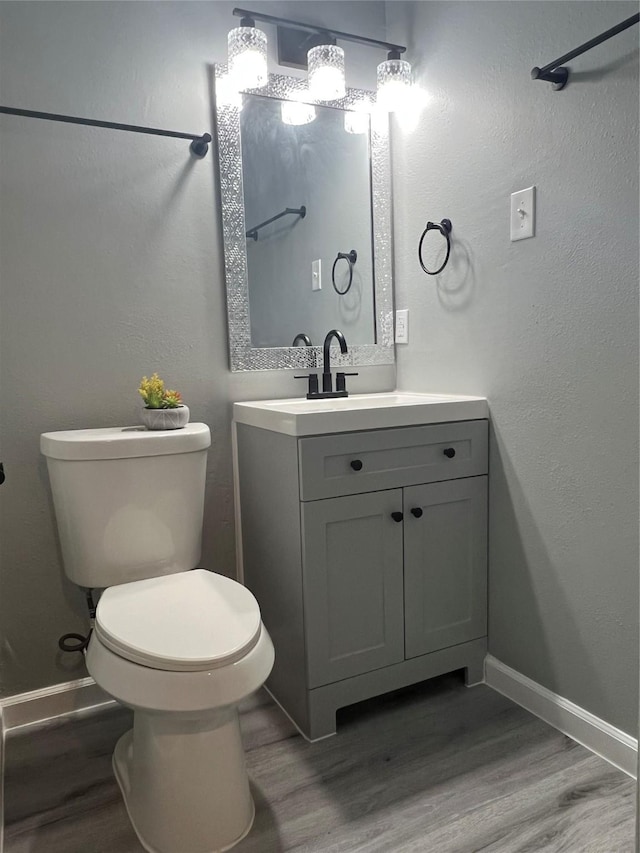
left=0, top=0, right=393, bottom=700
left=242, top=97, right=375, bottom=348
left=390, top=1, right=639, bottom=736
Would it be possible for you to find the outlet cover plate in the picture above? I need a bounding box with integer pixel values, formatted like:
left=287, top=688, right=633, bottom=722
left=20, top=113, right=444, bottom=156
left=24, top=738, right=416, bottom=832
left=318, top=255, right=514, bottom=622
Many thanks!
left=395, top=309, right=409, bottom=344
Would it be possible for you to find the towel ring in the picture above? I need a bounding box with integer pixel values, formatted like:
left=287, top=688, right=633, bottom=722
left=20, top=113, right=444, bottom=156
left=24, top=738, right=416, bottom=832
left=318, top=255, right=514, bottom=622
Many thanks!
left=332, top=249, right=358, bottom=295
left=418, top=219, right=452, bottom=276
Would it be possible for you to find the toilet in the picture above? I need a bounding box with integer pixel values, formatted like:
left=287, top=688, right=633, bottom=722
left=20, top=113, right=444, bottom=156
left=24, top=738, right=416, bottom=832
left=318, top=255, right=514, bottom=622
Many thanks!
left=40, top=424, right=274, bottom=853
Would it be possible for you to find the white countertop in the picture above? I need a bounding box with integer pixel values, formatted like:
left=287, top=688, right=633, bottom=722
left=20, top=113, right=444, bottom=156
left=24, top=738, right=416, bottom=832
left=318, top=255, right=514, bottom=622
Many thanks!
left=233, top=391, right=488, bottom=436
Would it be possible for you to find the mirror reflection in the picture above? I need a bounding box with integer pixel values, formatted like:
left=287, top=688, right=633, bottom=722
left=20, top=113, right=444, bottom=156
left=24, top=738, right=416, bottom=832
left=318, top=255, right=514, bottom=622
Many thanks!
left=241, top=93, right=375, bottom=349
left=215, top=66, right=393, bottom=372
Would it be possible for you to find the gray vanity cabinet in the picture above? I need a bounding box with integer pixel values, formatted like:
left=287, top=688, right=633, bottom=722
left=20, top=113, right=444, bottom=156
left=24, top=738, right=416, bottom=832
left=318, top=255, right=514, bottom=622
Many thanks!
left=235, top=418, right=489, bottom=742
left=301, top=490, right=405, bottom=688
left=403, top=478, right=488, bottom=659
left=302, top=478, right=487, bottom=689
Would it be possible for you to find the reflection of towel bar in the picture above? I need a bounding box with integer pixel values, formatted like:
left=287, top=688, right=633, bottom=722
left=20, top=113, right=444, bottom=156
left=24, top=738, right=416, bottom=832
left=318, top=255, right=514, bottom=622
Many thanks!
left=246, top=205, right=306, bottom=241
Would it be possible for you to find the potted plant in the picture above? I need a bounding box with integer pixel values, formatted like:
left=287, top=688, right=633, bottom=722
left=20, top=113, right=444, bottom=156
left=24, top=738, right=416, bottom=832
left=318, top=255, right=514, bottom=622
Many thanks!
left=138, top=373, right=190, bottom=430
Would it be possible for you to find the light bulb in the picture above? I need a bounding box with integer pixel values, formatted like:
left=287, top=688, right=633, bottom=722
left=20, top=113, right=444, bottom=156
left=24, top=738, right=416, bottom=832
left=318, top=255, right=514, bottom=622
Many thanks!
left=308, top=45, right=346, bottom=101
left=228, top=22, right=267, bottom=90
left=216, top=74, right=243, bottom=111
left=344, top=107, right=370, bottom=135
left=377, top=57, right=412, bottom=112
left=281, top=101, right=316, bottom=126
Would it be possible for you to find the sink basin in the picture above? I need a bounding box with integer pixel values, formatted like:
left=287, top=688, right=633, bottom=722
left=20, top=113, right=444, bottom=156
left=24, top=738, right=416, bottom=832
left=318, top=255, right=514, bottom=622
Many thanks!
left=233, top=391, right=488, bottom=436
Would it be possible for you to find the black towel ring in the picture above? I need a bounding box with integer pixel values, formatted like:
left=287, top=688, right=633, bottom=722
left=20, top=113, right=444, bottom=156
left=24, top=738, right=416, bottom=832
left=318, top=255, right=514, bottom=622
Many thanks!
left=418, top=219, right=452, bottom=276
left=332, top=249, right=358, bottom=295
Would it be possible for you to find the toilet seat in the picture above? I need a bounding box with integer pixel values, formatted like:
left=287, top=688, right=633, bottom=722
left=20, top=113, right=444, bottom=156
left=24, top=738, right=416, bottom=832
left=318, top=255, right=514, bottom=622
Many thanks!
left=87, top=623, right=275, bottom=715
left=95, top=569, right=262, bottom=672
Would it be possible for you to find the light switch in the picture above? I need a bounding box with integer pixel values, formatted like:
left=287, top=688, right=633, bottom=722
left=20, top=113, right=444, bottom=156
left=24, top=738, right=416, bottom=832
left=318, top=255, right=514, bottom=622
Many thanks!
left=312, top=259, right=322, bottom=291
left=510, top=186, right=535, bottom=241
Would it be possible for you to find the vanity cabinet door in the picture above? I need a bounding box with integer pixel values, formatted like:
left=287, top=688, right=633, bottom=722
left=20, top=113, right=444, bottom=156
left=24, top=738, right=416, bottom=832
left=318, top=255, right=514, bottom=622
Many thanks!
left=403, top=477, right=488, bottom=659
left=301, top=490, right=405, bottom=688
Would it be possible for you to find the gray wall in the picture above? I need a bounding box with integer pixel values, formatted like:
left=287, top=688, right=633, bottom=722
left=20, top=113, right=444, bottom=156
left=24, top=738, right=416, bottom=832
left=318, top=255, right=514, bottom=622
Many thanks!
left=389, top=1, right=639, bottom=736
left=0, top=1, right=394, bottom=698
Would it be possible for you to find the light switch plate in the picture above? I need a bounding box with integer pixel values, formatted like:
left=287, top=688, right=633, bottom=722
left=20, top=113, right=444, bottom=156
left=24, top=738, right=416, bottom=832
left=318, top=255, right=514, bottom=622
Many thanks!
left=395, top=309, right=409, bottom=344
left=510, top=186, right=535, bottom=241
left=312, top=258, right=321, bottom=291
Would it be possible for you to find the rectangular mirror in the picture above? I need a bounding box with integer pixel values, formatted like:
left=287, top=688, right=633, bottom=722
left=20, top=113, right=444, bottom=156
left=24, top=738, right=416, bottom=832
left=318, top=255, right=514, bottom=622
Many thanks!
left=215, top=65, right=394, bottom=372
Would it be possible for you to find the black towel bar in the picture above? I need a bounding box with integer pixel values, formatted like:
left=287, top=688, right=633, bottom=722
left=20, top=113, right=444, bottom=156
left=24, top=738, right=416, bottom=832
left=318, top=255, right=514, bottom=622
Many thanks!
left=531, top=13, right=639, bottom=90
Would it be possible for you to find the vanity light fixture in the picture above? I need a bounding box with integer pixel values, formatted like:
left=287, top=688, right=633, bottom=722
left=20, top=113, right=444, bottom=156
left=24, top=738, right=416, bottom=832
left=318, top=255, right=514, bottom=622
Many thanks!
left=227, top=14, right=268, bottom=89
left=281, top=100, right=316, bottom=126
left=344, top=106, right=369, bottom=135
left=376, top=50, right=412, bottom=112
left=216, top=72, right=244, bottom=110
left=308, top=44, right=346, bottom=101
left=229, top=8, right=411, bottom=111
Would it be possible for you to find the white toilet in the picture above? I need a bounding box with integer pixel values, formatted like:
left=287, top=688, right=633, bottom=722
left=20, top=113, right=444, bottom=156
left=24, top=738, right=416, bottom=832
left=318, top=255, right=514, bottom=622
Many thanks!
left=40, top=424, right=274, bottom=853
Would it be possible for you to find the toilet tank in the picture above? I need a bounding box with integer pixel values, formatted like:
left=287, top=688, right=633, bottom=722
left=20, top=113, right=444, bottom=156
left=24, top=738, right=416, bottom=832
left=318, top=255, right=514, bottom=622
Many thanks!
left=41, top=424, right=211, bottom=588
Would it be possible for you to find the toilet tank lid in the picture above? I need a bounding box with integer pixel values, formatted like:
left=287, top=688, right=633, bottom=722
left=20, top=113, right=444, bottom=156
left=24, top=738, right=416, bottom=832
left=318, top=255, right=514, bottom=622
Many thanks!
left=41, top=423, right=211, bottom=461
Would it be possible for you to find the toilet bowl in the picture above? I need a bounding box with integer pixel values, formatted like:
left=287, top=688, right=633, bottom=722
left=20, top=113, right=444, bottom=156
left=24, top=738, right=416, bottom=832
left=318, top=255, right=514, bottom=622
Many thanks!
left=87, top=570, right=274, bottom=853
left=40, top=425, right=274, bottom=853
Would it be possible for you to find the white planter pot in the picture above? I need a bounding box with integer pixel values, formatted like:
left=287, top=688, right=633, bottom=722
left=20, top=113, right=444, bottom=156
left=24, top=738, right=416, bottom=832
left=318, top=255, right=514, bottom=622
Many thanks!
left=141, top=405, right=190, bottom=431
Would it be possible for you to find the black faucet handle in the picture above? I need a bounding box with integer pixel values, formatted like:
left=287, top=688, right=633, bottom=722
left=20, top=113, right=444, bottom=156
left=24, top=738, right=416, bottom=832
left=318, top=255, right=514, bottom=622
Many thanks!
left=294, top=373, right=319, bottom=397
left=336, top=371, right=359, bottom=393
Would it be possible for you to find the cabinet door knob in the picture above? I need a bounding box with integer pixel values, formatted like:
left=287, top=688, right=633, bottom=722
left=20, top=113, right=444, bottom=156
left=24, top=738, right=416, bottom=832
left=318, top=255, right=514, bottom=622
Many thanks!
left=350, top=459, right=363, bottom=471
left=410, top=507, right=423, bottom=518
left=390, top=511, right=404, bottom=523
left=443, top=447, right=456, bottom=459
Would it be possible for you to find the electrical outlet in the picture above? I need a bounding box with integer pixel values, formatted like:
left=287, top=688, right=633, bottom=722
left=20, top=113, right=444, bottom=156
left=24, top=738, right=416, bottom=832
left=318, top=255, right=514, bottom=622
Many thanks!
left=510, top=186, right=535, bottom=241
left=312, top=259, right=322, bottom=291
left=395, top=309, right=409, bottom=344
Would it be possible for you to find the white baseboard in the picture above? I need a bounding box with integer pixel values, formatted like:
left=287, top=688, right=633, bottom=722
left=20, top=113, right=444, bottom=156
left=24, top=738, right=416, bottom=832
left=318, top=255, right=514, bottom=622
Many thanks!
left=0, top=676, right=114, bottom=733
left=485, top=655, right=637, bottom=779
left=0, top=677, right=113, bottom=853
left=1, top=663, right=636, bottom=778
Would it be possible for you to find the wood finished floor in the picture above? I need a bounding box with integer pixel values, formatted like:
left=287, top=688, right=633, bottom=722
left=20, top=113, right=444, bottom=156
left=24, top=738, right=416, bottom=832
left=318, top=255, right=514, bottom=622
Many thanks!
left=3, top=674, right=635, bottom=853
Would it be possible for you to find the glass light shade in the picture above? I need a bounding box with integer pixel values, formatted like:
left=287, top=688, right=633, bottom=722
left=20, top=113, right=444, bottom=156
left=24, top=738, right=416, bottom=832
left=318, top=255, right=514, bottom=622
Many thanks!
left=308, top=45, right=346, bottom=101
left=281, top=100, right=316, bottom=126
left=216, top=74, right=243, bottom=111
left=228, top=25, right=268, bottom=89
left=376, top=58, right=412, bottom=112
left=344, top=108, right=369, bottom=135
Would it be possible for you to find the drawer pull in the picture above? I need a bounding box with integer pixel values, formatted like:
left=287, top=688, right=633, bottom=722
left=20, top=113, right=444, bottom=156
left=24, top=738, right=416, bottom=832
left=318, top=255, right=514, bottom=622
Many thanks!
left=390, top=511, right=404, bottom=523
left=443, top=447, right=456, bottom=459
left=410, top=507, right=423, bottom=518
left=350, top=459, right=363, bottom=471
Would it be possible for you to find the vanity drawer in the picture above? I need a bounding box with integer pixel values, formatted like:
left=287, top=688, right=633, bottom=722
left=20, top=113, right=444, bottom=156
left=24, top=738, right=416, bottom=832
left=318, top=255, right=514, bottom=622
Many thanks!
left=298, top=420, right=488, bottom=500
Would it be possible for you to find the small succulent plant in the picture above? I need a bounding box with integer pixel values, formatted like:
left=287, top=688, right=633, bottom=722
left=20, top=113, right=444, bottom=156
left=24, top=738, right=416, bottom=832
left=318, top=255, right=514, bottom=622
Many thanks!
left=138, top=373, right=183, bottom=409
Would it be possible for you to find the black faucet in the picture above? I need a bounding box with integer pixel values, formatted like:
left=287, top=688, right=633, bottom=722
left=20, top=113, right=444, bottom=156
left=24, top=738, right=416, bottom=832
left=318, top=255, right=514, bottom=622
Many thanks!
left=293, top=332, right=318, bottom=396
left=295, top=329, right=358, bottom=399
left=322, top=329, right=347, bottom=393
left=291, top=333, right=313, bottom=347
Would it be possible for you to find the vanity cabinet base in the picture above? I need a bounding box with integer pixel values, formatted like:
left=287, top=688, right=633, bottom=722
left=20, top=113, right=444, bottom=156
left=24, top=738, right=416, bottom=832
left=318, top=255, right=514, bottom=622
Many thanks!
left=269, top=637, right=486, bottom=742
left=235, top=421, right=489, bottom=743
